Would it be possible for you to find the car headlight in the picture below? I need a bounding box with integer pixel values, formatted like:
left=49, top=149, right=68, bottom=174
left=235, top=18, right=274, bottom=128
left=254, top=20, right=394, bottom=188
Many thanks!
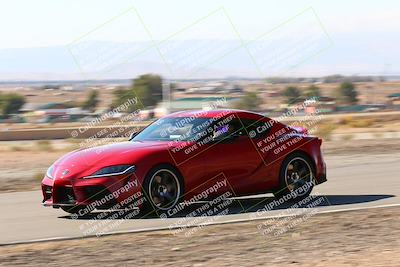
left=46, top=165, right=55, bottom=179
left=83, top=165, right=136, bottom=179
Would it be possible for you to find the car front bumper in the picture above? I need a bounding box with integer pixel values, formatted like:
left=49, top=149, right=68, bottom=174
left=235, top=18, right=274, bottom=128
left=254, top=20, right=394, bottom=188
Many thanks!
left=41, top=174, right=142, bottom=210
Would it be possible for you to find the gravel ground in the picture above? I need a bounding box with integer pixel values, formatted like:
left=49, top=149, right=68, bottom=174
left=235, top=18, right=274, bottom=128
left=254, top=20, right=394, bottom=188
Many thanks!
left=0, top=206, right=399, bottom=266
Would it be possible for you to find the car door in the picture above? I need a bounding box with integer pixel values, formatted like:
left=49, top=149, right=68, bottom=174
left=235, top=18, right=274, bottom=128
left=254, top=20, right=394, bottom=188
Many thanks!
left=196, top=115, right=263, bottom=196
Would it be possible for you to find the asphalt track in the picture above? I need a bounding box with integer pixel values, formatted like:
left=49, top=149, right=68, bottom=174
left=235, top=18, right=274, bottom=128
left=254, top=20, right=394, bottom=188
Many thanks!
left=1, top=152, right=399, bottom=245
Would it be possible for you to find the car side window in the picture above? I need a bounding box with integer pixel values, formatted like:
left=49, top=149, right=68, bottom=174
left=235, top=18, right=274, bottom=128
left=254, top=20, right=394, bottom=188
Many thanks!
left=195, top=116, right=246, bottom=144
left=212, top=118, right=245, bottom=141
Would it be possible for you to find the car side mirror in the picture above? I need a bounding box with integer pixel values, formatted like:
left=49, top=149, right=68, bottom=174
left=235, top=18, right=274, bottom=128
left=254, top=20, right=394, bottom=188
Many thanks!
left=128, top=131, right=139, bottom=141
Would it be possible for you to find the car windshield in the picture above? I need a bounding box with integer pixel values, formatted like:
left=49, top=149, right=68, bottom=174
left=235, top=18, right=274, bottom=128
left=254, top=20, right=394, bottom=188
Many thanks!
left=132, top=117, right=210, bottom=142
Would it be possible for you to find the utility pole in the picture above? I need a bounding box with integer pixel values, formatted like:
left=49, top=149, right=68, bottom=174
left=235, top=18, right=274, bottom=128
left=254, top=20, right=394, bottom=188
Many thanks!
left=162, top=78, right=171, bottom=114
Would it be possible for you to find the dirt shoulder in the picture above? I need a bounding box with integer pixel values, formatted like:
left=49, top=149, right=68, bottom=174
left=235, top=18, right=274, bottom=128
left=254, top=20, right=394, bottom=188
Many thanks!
left=0, top=150, right=65, bottom=192
left=0, top=206, right=399, bottom=266
left=321, top=138, right=400, bottom=155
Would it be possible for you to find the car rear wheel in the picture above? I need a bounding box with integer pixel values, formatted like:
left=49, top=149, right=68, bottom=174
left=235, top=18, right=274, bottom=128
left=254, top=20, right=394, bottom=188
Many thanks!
left=142, top=164, right=183, bottom=215
left=273, top=152, right=315, bottom=201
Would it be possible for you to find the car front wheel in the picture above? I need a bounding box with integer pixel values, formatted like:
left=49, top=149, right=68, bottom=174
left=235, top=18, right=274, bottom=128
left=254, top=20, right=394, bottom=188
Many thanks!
left=142, top=164, right=183, bottom=215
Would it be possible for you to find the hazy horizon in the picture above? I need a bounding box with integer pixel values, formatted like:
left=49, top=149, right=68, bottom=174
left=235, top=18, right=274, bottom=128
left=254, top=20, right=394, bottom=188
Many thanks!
left=0, top=0, right=399, bottom=80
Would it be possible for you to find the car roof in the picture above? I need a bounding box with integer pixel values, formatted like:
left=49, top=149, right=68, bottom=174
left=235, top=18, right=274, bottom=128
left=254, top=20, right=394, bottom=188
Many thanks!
left=165, top=109, right=266, bottom=119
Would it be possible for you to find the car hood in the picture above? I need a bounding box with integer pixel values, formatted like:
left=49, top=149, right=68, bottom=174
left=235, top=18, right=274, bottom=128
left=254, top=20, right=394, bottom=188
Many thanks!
left=54, top=141, right=169, bottom=168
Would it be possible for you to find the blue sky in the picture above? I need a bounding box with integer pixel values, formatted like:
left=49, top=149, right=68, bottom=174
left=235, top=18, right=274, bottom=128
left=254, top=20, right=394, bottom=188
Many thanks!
left=0, top=0, right=399, bottom=78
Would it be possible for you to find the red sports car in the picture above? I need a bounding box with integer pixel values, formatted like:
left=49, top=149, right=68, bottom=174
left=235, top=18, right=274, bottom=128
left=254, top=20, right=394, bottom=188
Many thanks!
left=41, top=109, right=326, bottom=215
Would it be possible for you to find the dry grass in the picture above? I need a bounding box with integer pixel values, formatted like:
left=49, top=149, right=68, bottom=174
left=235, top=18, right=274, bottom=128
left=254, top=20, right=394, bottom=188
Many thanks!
left=36, top=140, right=53, bottom=151
left=341, top=134, right=354, bottom=141
left=9, top=145, right=28, bottom=152
left=32, top=171, right=46, bottom=182
left=314, top=124, right=336, bottom=140
left=341, top=116, right=375, bottom=128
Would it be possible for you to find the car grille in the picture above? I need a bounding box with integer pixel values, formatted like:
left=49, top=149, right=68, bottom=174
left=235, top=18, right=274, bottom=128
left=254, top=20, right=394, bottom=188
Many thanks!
left=83, top=185, right=116, bottom=209
left=55, top=186, right=76, bottom=204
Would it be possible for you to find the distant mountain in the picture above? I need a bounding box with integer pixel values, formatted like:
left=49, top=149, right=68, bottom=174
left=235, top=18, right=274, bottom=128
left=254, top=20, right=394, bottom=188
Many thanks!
left=0, top=35, right=398, bottom=81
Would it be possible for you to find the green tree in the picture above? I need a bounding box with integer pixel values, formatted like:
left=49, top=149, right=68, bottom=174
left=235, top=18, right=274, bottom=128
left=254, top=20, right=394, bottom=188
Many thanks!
left=111, top=88, right=138, bottom=112
left=304, top=85, right=321, bottom=98
left=111, top=74, right=163, bottom=111
left=82, top=90, right=99, bottom=111
left=283, top=86, right=301, bottom=104
left=133, top=74, right=162, bottom=107
left=337, top=82, right=358, bottom=104
left=233, top=92, right=262, bottom=110
left=0, top=93, right=26, bottom=118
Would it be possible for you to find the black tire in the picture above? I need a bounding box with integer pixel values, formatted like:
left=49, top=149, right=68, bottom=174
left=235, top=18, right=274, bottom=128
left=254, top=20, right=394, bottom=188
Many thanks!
left=141, top=164, right=184, bottom=216
left=273, top=152, right=315, bottom=201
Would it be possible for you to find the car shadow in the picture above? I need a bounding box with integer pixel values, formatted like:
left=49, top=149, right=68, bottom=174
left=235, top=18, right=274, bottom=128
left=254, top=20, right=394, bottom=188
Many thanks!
left=60, top=194, right=394, bottom=220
